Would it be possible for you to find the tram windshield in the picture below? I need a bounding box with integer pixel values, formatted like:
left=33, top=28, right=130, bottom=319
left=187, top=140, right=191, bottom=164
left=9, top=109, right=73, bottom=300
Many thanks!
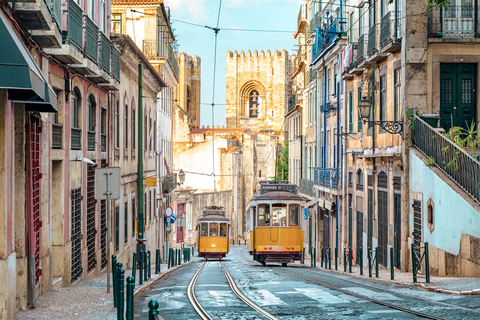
left=257, top=204, right=270, bottom=226
left=272, top=204, right=287, bottom=226
left=209, top=223, right=219, bottom=236
left=220, top=223, right=228, bottom=237
left=201, top=223, right=208, bottom=236
left=289, top=204, right=300, bottom=226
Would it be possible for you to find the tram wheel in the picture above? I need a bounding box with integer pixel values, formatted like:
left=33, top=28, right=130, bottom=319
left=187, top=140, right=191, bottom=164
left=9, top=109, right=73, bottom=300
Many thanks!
left=282, top=263, right=287, bottom=267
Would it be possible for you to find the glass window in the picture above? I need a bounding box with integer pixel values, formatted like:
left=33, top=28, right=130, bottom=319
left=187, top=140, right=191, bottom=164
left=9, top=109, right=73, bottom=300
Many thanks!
left=257, top=204, right=270, bottom=226
left=112, top=13, right=122, bottom=33
left=220, top=223, right=227, bottom=237
left=394, top=69, right=401, bottom=121
left=132, top=109, right=136, bottom=150
left=209, top=223, right=218, bottom=237
left=201, top=223, right=208, bottom=236
left=272, top=204, right=287, bottom=226
left=124, top=102, right=128, bottom=149
left=289, top=204, right=300, bottom=226
left=101, top=108, right=106, bottom=134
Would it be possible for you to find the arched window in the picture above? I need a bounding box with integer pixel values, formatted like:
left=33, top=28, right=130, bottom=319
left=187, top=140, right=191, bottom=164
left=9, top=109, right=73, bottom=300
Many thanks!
left=356, top=169, right=364, bottom=190
left=249, top=90, right=260, bottom=118
left=71, top=87, right=82, bottom=150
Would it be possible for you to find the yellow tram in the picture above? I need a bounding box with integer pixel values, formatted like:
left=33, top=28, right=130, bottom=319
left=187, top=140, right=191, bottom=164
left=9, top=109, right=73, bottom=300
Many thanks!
left=246, top=181, right=305, bottom=266
left=196, top=206, right=231, bottom=260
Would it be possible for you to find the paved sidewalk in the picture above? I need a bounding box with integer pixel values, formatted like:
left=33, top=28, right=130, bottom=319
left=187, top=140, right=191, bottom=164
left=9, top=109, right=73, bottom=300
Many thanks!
left=15, top=262, right=188, bottom=320
left=302, top=259, right=480, bottom=295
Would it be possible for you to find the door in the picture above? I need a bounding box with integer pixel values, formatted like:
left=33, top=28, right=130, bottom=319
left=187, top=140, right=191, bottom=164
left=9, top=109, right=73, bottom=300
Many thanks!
left=394, top=193, right=401, bottom=269
left=324, top=210, right=330, bottom=248
left=377, top=190, right=388, bottom=267
left=348, top=194, right=353, bottom=248
left=412, top=200, right=422, bottom=248
left=356, top=211, right=363, bottom=263
left=177, top=203, right=185, bottom=243
left=367, top=189, right=373, bottom=249
left=440, top=63, right=475, bottom=131
left=71, top=188, right=83, bottom=282
left=86, top=165, right=96, bottom=272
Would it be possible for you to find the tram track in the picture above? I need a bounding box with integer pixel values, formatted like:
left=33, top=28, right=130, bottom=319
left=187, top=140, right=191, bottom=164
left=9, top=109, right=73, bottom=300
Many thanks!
left=187, top=261, right=278, bottom=320
left=238, top=248, right=479, bottom=319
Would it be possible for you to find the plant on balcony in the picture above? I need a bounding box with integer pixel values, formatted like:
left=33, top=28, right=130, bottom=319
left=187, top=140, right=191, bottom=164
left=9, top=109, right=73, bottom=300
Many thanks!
left=163, top=185, right=172, bottom=194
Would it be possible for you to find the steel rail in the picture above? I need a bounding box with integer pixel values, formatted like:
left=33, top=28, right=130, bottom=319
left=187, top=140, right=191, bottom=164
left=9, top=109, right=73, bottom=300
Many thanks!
left=187, top=262, right=212, bottom=320
left=220, top=262, right=278, bottom=320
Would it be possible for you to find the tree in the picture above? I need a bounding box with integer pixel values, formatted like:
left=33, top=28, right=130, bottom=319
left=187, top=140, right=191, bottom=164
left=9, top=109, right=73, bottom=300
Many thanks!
left=274, top=140, right=289, bottom=181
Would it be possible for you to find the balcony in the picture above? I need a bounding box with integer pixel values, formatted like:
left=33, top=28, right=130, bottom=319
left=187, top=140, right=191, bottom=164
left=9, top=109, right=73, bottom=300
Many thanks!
left=71, top=128, right=81, bottom=150
left=312, top=18, right=346, bottom=62
left=52, top=124, right=62, bottom=149
left=428, top=5, right=480, bottom=39
left=87, top=131, right=95, bottom=151
left=70, top=15, right=100, bottom=75
left=356, top=34, right=367, bottom=64
left=367, top=25, right=378, bottom=56
left=163, top=174, right=178, bottom=194
left=297, top=5, right=307, bottom=35
left=142, top=40, right=179, bottom=80
left=380, top=11, right=402, bottom=52
left=287, top=94, right=297, bottom=113
left=101, top=134, right=106, bottom=152
left=99, top=32, right=111, bottom=73
left=308, top=69, right=317, bottom=83
left=313, top=167, right=342, bottom=190
left=299, top=178, right=315, bottom=197
left=168, top=44, right=179, bottom=81
left=321, top=101, right=336, bottom=112
left=309, top=11, right=322, bottom=37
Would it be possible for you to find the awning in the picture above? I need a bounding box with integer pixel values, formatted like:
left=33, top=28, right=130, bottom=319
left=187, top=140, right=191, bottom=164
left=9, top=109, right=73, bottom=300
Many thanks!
left=0, top=11, right=58, bottom=112
left=305, top=197, right=326, bottom=208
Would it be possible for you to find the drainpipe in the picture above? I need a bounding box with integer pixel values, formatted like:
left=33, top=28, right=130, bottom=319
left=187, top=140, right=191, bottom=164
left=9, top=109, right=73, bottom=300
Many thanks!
left=137, top=63, right=145, bottom=255
left=323, top=62, right=327, bottom=249
left=336, top=55, right=341, bottom=250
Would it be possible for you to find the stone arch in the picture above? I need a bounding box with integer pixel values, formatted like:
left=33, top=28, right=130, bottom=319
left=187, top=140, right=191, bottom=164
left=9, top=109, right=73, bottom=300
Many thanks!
left=239, top=80, right=266, bottom=118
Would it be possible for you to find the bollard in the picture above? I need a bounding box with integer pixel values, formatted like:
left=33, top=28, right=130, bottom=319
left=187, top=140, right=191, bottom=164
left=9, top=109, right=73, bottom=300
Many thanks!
left=344, top=247, right=347, bottom=272
left=335, top=247, right=338, bottom=270
left=375, top=247, right=379, bottom=278
left=321, top=247, right=324, bottom=268
left=167, top=248, right=171, bottom=269
left=148, top=299, right=160, bottom=320
left=139, top=251, right=144, bottom=285
left=171, top=248, right=175, bottom=267
left=411, top=243, right=416, bottom=283
left=238, top=239, right=240, bottom=246
left=132, top=252, right=137, bottom=285
left=328, top=247, right=331, bottom=270
left=245, top=239, right=247, bottom=245
left=310, top=247, right=313, bottom=267
left=126, top=276, right=135, bottom=320
left=359, top=247, right=363, bottom=276
left=148, top=250, right=151, bottom=279
left=178, top=248, right=181, bottom=266
left=116, top=262, right=123, bottom=309
left=156, top=249, right=160, bottom=274
left=118, top=268, right=125, bottom=320
left=390, top=247, right=394, bottom=280
left=368, top=247, right=372, bottom=278
left=349, top=247, right=352, bottom=273
left=302, top=248, right=305, bottom=264
left=425, top=242, right=430, bottom=283
left=313, top=247, right=316, bottom=267
left=144, top=251, right=148, bottom=281
left=112, top=255, right=117, bottom=307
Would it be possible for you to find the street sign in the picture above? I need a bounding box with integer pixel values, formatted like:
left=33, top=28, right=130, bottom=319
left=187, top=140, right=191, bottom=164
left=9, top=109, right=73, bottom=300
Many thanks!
left=94, top=167, right=121, bottom=200
left=145, top=177, right=156, bottom=187
left=304, top=208, right=308, bottom=220
left=171, top=212, right=177, bottom=222
left=165, top=206, right=173, bottom=218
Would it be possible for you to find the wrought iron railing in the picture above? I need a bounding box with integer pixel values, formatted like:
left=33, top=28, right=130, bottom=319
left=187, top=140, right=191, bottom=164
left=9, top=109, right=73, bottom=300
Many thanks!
left=380, top=12, right=394, bottom=48
left=367, top=25, right=378, bottom=55
left=163, top=174, right=177, bottom=194
left=142, top=40, right=157, bottom=60
left=99, top=32, right=111, bottom=73
left=356, top=34, right=366, bottom=63
left=313, top=167, right=342, bottom=190
left=112, top=44, right=120, bottom=81
left=298, top=4, right=305, bottom=29
left=299, top=178, right=315, bottom=197
left=297, top=45, right=306, bottom=62
left=51, top=0, right=62, bottom=29
left=71, top=128, right=81, bottom=150
left=66, top=0, right=83, bottom=50
left=101, top=133, right=106, bottom=152
left=309, top=11, right=322, bottom=36
left=412, top=115, right=480, bottom=203
left=84, top=16, right=99, bottom=62
left=87, top=131, right=95, bottom=151
left=428, top=5, right=479, bottom=38
left=321, top=101, right=335, bottom=112
left=288, top=94, right=296, bottom=113
left=168, top=44, right=179, bottom=80
left=312, top=18, right=346, bottom=61
left=308, top=69, right=317, bottom=83
left=52, top=124, right=62, bottom=149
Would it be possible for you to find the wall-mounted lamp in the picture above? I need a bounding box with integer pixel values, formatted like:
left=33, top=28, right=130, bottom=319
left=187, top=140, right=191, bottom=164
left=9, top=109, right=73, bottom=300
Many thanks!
left=358, top=97, right=403, bottom=134
left=177, top=169, right=185, bottom=185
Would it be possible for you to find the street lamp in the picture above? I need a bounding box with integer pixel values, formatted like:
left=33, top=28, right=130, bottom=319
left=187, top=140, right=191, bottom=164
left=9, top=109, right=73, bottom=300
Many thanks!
left=358, top=96, right=403, bottom=134
left=177, top=169, right=185, bottom=185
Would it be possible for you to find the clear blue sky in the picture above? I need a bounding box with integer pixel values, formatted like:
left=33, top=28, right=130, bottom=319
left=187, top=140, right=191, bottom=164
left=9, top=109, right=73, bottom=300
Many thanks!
left=164, top=0, right=302, bottom=127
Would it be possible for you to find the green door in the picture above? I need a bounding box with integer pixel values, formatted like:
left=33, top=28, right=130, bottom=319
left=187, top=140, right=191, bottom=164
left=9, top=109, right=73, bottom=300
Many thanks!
left=440, top=64, right=476, bottom=131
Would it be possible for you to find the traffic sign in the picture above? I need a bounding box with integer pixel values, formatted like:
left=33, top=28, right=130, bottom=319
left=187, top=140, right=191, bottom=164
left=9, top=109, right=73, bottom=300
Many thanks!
left=165, top=206, right=173, bottom=218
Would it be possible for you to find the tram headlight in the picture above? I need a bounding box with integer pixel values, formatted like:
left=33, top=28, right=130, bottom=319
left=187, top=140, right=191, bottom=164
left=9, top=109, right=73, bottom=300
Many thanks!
left=212, top=244, right=215, bottom=248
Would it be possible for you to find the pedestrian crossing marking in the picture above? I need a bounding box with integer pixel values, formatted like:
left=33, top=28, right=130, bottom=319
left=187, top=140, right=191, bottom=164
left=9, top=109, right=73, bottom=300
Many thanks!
left=295, top=288, right=347, bottom=304
left=255, top=289, right=286, bottom=306
left=341, top=287, right=403, bottom=301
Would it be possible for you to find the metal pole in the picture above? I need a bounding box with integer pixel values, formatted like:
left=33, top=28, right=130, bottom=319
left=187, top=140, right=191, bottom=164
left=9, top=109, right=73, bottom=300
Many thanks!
left=126, top=276, right=135, bottom=320
left=137, top=63, right=146, bottom=256
left=425, top=242, right=430, bottom=283
left=139, top=251, right=143, bottom=285
left=375, top=247, right=379, bottom=278
left=335, top=247, right=338, bottom=270
left=148, top=300, right=160, bottom=320
left=328, top=247, right=331, bottom=270
left=411, top=243, right=416, bottom=283
left=106, top=172, right=112, bottom=293
left=368, top=247, right=372, bottom=277
left=118, top=268, right=125, bottom=320
left=344, top=247, right=347, bottom=272
left=360, top=247, right=363, bottom=275
left=390, top=247, right=394, bottom=280
left=132, top=252, right=137, bottom=284
left=349, top=247, right=352, bottom=273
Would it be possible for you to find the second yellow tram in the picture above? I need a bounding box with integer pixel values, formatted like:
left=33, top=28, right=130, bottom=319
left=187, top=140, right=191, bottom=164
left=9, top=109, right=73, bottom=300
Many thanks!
left=196, top=206, right=231, bottom=260
left=246, top=181, right=305, bottom=266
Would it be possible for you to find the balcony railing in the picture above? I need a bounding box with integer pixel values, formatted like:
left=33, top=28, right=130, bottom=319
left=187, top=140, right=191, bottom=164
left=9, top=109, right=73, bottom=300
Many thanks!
left=71, top=128, right=81, bottom=150
left=52, top=124, right=62, bottom=149
left=298, top=4, right=305, bottom=28
left=87, top=131, right=95, bottom=151
left=142, top=40, right=157, bottom=60
left=168, top=44, right=179, bottom=80
left=84, top=16, right=99, bottom=62
left=313, top=167, right=342, bottom=190
left=312, top=18, right=346, bottom=61
left=163, top=174, right=177, bottom=194
left=299, top=178, right=315, bottom=197
left=321, top=101, right=335, bottom=112
left=412, top=115, right=480, bottom=203
left=356, top=34, right=367, bottom=63
left=51, top=0, right=62, bottom=29
left=99, top=32, right=111, bottom=73
left=101, top=133, right=106, bottom=152
left=112, top=44, right=120, bottom=81
left=309, top=11, right=322, bottom=36
left=288, top=94, right=296, bottom=113
left=367, top=25, right=378, bottom=55
left=297, top=45, right=306, bottom=62
left=380, top=12, right=398, bottom=48
left=428, top=5, right=479, bottom=38
left=308, top=69, right=317, bottom=83
left=66, top=0, right=83, bottom=50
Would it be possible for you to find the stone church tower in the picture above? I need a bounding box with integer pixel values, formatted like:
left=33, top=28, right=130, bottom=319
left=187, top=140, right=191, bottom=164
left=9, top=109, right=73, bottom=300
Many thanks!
left=226, top=49, right=293, bottom=134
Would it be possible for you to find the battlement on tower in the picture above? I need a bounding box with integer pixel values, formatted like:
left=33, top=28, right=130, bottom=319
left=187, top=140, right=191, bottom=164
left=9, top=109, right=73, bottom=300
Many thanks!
left=226, top=49, right=288, bottom=60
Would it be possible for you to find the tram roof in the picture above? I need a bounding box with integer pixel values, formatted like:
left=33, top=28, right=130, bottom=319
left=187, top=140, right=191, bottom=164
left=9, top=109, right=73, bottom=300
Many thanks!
left=197, top=214, right=231, bottom=222
left=250, top=190, right=305, bottom=202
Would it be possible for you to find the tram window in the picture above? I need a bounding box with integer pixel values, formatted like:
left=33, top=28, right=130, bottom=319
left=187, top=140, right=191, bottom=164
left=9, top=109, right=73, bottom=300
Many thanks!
left=201, top=223, right=208, bottom=236
left=220, top=223, right=227, bottom=237
left=257, top=204, right=270, bottom=226
left=289, top=204, right=300, bottom=226
left=210, top=223, right=219, bottom=237
left=272, top=204, right=287, bottom=226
